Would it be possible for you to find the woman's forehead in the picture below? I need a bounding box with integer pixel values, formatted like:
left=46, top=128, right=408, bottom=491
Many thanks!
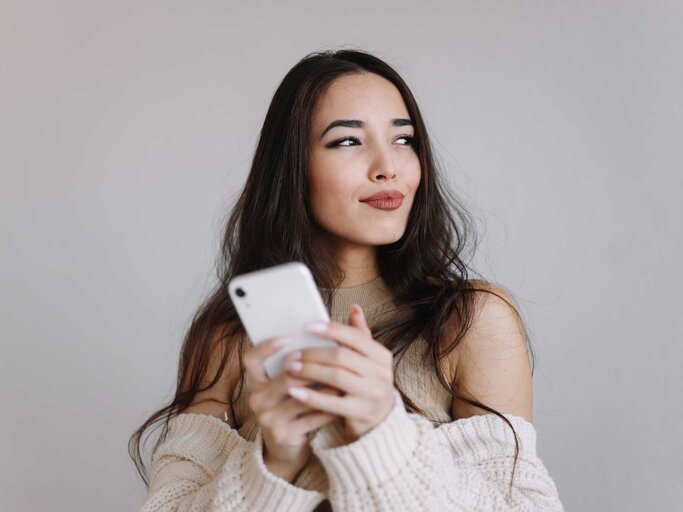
left=313, top=74, right=410, bottom=130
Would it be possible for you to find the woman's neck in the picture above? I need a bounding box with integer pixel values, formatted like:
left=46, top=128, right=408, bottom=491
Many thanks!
left=337, top=269, right=381, bottom=288
left=332, top=243, right=379, bottom=288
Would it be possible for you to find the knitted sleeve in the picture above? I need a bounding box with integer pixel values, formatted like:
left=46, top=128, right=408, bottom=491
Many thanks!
left=139, top=413, right=326, bottom=512
left=309, top=389, right=564, bottom=511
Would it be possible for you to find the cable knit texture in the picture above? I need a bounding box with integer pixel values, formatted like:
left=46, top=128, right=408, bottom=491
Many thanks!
left=139, top=276, right=564, bottom=511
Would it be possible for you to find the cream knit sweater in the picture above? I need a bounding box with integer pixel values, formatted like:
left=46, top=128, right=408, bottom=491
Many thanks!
left=140, top=277, right=564, bottom=511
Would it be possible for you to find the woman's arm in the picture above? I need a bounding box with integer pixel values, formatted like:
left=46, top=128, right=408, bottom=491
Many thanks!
left=140, top=412, right=326, bottom=512
left=296, top=289, right=562, bottom=510
left=140, top=327, right=326, bottom=511
left=309, top=388, right=563, bottom=511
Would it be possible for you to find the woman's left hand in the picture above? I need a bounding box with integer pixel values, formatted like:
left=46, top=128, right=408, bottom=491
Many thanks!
left=283, top=304, right=395, bottom=443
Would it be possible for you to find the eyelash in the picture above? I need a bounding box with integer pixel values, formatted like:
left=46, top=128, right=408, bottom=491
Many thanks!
left=327, top=135, right=416, bottom=148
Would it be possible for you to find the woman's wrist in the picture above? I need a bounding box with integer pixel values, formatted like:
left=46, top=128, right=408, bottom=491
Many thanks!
left=263, top=448, right=310, bottom=483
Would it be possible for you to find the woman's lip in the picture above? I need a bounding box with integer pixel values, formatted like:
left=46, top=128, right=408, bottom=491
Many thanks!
left=361, top=198, right=403, bottom=210
left=360, top=191, right=404, bottom=201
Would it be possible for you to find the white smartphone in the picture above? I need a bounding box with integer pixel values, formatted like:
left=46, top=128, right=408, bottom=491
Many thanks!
left=227, top=261, right=339, bottom=379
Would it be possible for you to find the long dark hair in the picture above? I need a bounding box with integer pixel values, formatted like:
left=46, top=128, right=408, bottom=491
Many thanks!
left=129, top=48, right=535, bottom=498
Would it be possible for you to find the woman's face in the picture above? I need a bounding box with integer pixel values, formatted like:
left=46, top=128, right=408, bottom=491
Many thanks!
left=307, top=72, right=421, bottom=251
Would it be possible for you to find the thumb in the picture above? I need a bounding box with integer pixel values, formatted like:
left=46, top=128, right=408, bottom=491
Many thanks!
left=350, top=304, right=371, bottom=335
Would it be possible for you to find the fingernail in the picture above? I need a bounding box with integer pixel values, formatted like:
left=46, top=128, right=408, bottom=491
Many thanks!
left=285, top=351, right=302, bottom=361
left=285, top=361, right=302, bottom=372
left=288, top=387, right=308, bottom=400
left=272, top=336, right=291, bottom=348
left=306, top=322, right=328, bottom=333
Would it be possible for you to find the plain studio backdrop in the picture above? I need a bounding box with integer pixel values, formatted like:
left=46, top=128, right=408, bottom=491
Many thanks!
left=1, top=1, right=681, bottom=510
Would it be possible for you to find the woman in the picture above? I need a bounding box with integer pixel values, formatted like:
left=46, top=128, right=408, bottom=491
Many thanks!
left=130, top=49, right=564, bottom=511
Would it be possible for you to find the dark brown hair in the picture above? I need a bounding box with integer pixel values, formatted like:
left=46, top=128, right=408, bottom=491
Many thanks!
left=129, top=48, right=535, bottom=498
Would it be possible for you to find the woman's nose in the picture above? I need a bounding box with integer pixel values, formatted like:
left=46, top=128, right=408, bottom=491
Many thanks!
left=373, top=170, right=396, bottom=181
left=369, top=146, right=397, bottom=181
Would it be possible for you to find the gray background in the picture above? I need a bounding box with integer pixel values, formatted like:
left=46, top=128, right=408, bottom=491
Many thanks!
left=1, top=1, right=681, bottom=510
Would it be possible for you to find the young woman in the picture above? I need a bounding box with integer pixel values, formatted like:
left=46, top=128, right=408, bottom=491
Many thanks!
left=130, top=49, right=564, bottom=511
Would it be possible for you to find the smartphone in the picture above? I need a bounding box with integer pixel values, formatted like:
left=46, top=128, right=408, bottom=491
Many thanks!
left=227, top=261, right=339, bottom=379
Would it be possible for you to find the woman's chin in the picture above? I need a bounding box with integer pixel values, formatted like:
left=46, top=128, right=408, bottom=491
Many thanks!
left=324, top=223, right=407, bottom=247
left=361, top=232, right=406, bottom=246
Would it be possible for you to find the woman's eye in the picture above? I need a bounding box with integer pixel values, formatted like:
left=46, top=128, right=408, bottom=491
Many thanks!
left=326, top=135, right=416, bottom=148
left=329, top=137, right=360, bottom=147
left=396, top=135, right=415, bottom=146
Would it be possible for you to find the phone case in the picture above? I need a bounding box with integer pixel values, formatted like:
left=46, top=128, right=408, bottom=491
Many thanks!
left=227, top=261, right=338, bottom=379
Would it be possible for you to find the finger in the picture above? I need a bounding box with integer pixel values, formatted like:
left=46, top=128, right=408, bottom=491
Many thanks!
left=305, top=320, right=390, bottom=365
left=243, top=336, right=291, bottom=386
left=286, top=361, right=366, bottom=396
left=259, top=395, right=319, bottom=425
left=287, top=346, right=384, bottom=379
left=260, top=390, right=341, bottom=426
left=294, top=386, right=344, bottom=417
left=250, top=372, right=322, bottom=414
left=291, top=411, right=339, bottom=436
left=349, top=303, right=372, bottom=335
left=287, top=385, right=355, bottom=417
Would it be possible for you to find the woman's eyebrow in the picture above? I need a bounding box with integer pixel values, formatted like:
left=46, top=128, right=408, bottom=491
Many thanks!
left=319, top=118, right=413, bottom=140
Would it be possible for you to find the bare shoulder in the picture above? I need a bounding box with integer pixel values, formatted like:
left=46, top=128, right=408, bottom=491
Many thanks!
left=179, top=324, right=244, bottom=422
left=443, top=280, right=533, bottom=422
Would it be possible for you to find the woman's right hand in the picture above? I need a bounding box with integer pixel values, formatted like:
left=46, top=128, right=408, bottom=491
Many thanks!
left=242, top=335, right=341, bottom=481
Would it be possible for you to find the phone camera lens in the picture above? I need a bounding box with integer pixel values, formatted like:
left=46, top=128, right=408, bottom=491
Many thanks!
left=235, top=287, right=246, bottom=297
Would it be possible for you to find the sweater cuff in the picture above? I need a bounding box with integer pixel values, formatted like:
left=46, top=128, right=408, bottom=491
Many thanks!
left=310, top=388, right=419, bottom=489
left=236, top=428, right=326, bottom=510
left=165, top=413, right=325, bottom=511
